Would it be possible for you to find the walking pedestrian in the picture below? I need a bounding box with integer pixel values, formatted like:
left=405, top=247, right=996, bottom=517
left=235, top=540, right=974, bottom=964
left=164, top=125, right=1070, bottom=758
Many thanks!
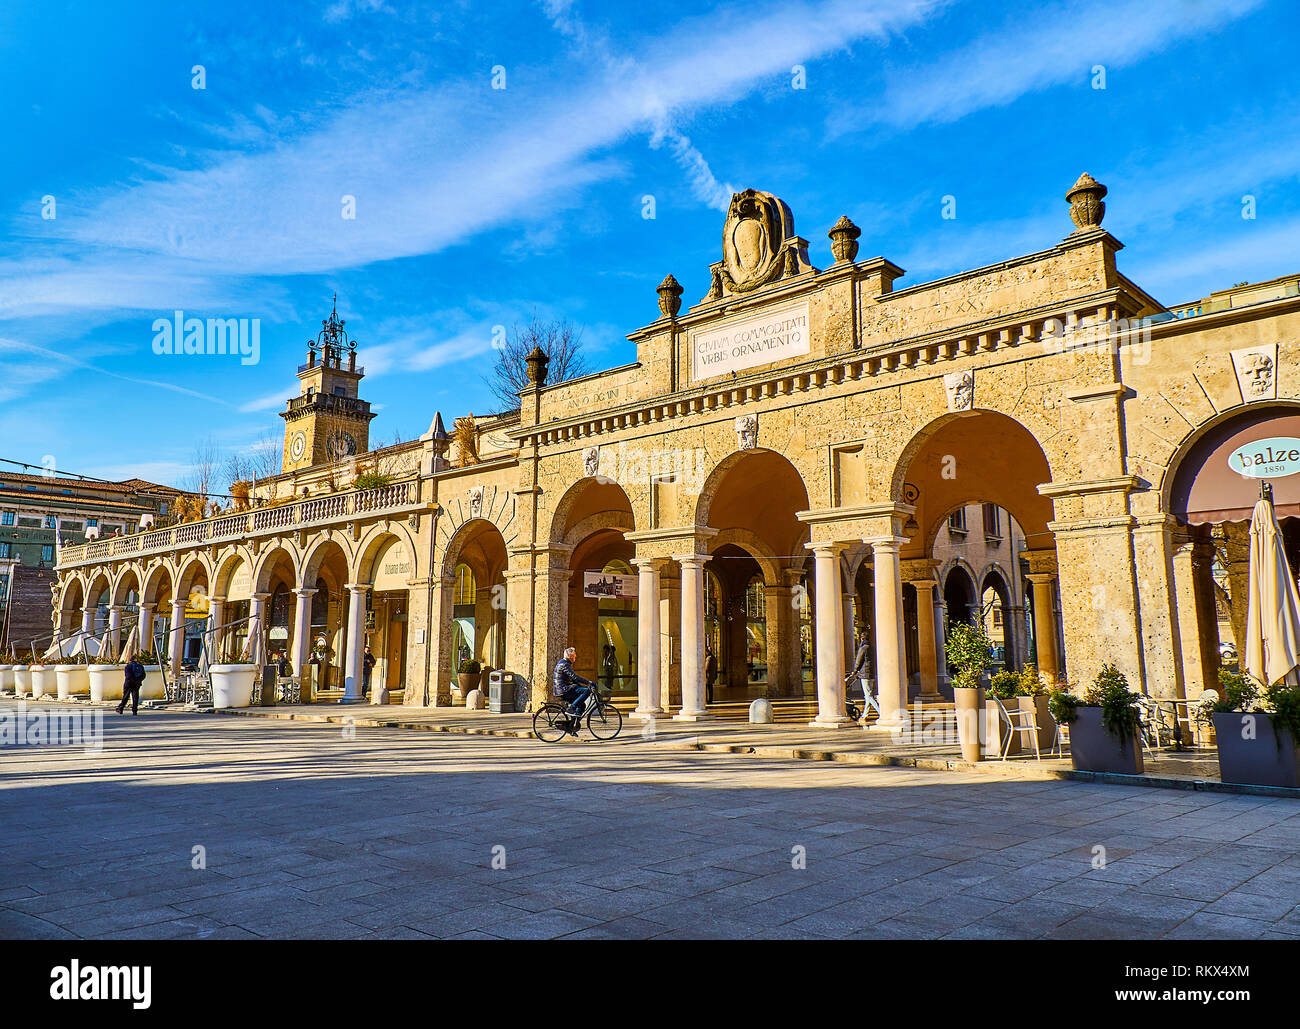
left=116, top=656, right=146, bottom=716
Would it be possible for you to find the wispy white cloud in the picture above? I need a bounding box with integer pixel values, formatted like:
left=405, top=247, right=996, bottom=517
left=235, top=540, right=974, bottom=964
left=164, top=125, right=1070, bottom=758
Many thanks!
left=830, top=0, right=1264, bottom=134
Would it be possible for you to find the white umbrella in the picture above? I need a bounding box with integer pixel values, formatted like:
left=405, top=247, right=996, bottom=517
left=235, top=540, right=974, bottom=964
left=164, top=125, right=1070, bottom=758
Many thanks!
left=1245, top=486, right=1300, bottom=686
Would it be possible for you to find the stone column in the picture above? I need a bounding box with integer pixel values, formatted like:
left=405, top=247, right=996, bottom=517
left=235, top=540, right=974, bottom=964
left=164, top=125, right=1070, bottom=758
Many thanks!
left=1220, top=522, right=1250, bottom=659
left=249, top=593, right=269, bottom=667
left=342, top=583, right=369, bottom=702
left=808, top=542, right=852, bottom=728
left=674, top=554, right=711, bottom=721
left=766, top=570, right=802, bottom=697
left=107, top=605, right=123, bottom=660
left=1172, top=538, right=1220, bottom=698
left=137, top=602, right=156, bottom=655
left=933, top=593, right=949, bottom=688
left=208, top=597, right=226, bottom=663
left=868, top=537, right=909, bottom=731
left=659, top=568, right=682, bottom=708
left=1026, top=573, right=1060, bottom=684
left=632, top=558, right=664, bottom=718
left=291, top=588, right=316, bottom=682
left=80, top=606, right=94, bottom=638
left=911, top=579, right=940, bottom=700
left=169, top=598, right=186, bottom=677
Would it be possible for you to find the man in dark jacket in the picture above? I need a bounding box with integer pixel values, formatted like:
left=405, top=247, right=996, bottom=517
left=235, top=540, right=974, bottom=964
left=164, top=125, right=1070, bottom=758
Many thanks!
left=553, top=647, right=595, bottom=724
left=704, top=643, right=718, bottom=704
left=116, top=657, right=146, bottom=716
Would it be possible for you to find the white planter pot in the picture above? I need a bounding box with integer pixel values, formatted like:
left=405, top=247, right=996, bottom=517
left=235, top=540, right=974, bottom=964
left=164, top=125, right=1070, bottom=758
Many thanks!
left=88, top=665, right=123, bottom=702
left=29, top=666, right=52, bottom=700
left=0, top=665, right=13, bottom=692
left=55, top=666, right=90, bottom=700
left=140, top=666, right=165, bottom=700
left=210, top=664, right=258, bottom=709
left=12, top=666, right=30, bottom=698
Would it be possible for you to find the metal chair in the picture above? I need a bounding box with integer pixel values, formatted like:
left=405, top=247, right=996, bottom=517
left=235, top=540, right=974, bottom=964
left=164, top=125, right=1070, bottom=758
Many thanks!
left=1052, top=713, right=1070, bottom=758
left=1135, top=697, right=1163, bottom=759
left=991, top=696, right=1042, bottom=761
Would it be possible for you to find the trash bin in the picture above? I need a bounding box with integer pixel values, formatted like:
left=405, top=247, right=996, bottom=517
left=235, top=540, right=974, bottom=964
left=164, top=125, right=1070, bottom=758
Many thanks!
left=260, top=664, right=278, bottom=706
left=488, top=670, right=516, bottom=714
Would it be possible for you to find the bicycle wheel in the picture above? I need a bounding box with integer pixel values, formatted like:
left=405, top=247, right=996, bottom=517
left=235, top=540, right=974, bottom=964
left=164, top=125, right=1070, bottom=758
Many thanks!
left=533, top=704, right=570, bottom=743
left=846, top=700, right=861, bottom=722
left=586, top=701, right=623, bottom=740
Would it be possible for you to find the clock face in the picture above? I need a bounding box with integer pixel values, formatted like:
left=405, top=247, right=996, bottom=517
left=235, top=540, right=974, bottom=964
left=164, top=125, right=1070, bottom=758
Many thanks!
left=290, top=432, right=306, bottom=461
left=327, top=430, right=356, bottom=460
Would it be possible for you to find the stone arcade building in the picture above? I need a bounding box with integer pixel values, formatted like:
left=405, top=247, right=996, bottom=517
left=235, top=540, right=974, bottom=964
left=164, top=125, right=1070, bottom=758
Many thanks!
left=54, top=176, right=1300, bottom=730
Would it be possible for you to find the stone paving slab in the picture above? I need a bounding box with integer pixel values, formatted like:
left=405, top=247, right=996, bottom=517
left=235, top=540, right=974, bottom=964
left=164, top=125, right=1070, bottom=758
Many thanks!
left=2, top=699, right=1300, bottom=940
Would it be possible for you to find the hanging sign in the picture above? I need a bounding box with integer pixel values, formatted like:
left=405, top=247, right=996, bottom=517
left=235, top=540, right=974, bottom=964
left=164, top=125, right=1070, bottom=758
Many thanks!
left=1227, top=437, right=1300, bottom=479
left=583, top=571, right=638, bottom=599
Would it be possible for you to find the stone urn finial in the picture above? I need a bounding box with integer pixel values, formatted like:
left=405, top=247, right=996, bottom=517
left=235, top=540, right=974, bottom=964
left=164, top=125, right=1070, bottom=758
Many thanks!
left=828, top=215, right=861, bottom=263
left=1066, top=173, right=1107, bottom=233
left=656, top=274, right=684, bottom=319
left=524, top=345, right=550, bottom=386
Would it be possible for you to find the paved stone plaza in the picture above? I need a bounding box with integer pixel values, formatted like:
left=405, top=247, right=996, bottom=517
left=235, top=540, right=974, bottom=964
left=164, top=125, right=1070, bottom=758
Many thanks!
left=3, top=702, right=1300, bottom=940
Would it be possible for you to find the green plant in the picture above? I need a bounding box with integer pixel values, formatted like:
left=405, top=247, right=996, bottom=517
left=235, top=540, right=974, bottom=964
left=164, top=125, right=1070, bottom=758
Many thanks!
left=459, top=658, right=481, bottom=675
left=120, top=651, right=158, bottom=666
left=988, top=669, right=1021, bottom=700
left=50, top=654, right=87, bottom=665
left=945, top=621, right=992, bottom=690
left=1263, top=679, right=1300, bottom=747
left=1212, top=667, right=1261, bottom=713
left=1086, top=663, right=1142, bottom=742
left=1019, top=662, right=1047, bottom=697
left=1047, top=688, right=1079, bottom=725
left=353, top=472, right=394, bottom=491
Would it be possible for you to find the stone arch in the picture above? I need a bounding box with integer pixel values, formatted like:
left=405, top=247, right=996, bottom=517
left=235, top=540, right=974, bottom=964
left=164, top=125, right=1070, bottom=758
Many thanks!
left=355, top=522, right=420, bottom=583
left=213, top=546, right=259, bottom=597
left=706, top=526, right=786, bottom=586
left=437, top=482, right=520, bottom=564
left=299, top=532, right=354, bottom=587
left=892, top=410, right=1056, bottom=559
left=140, top=561, right=173, bottom=605
left=174, top=554, right=211, bottom=597
left=548, top=477, right=637, bottom=546
left=111, top=565, right=142, bottom=607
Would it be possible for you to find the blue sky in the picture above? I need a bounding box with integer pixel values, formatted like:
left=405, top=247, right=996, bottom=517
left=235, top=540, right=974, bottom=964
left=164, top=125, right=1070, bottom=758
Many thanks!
left=1, top=0, right=1296, bottom=488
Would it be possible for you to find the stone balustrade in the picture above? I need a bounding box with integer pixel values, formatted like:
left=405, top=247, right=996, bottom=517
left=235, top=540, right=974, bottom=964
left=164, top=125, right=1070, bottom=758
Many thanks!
left=56, top=480, right=420, bottom=570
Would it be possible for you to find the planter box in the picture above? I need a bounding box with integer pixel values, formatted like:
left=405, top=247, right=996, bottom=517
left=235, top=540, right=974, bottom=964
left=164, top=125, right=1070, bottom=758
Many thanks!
left=29, top=666, right=52, bottom=700
left=1069, top=706, right=1144, bottom=775
left=88, top=665, right=123, bottom=702
left=140, top=667, right=165, bottom=700
left=0, top=665, right=13, bottom=693
left=12, top=666, right=30, bottom=698
left=1213, top=711, right=1300, bottom=788
left=954, top=687, right=985, bottom=762
left=55, top=665, right=90, bottom=700
left=1019, top=695, right=1056, bottom=752
left=210, top=664, right=258, bottom=709
left=985, top=697, right=1020, bottom=756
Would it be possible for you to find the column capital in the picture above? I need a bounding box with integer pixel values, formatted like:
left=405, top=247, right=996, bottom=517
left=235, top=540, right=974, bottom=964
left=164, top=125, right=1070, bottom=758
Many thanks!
left=1025, top=571, right=1057, bottom=586
left=907, top=578, right=939, bottom=590
left=672, top=552, right=708, bottom=568
left=1024, top=549, right=1058, bottom=576
left=865, top=535, right=909, bottom=553
left=292, top=586, right=318, bottom=598
left=250, top=592, right=271, bottom=602
left=631, top=556, right=667, bottom=572
left=344, top=582, right=371, bottom=594
left=805, top=541, right=848, bottom=557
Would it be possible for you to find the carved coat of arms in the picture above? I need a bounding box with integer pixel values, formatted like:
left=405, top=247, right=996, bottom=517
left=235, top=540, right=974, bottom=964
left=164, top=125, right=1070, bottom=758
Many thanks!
left=735, top=414, right=758, bottom=450
left=722, top=189, right=795, bottom=293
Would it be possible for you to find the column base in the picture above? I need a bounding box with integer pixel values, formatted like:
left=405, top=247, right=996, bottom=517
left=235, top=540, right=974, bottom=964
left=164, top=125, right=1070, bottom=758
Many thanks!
left=809, top=717, right=855, bottom=729
left=340, top=695, right=368, bottom=705
left=673, top=710, right=714, bottom=722
left=867, top=715, right=908, bottom=732
left=632, top=707, right=664, bottom=720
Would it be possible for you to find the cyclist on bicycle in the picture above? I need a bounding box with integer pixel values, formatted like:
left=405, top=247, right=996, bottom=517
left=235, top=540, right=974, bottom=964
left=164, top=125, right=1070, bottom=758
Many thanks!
left=553, top=647, right=596, bottom=724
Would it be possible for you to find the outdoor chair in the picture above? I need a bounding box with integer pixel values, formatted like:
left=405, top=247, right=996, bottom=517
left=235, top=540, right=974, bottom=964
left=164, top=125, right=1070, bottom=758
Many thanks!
left=1052, top=715, right=1070, bottom=758
left=278, top=676, right=301, bottom=704
left=991, top=695, right=1042, bottom=761
left=1135, top=697, right=1163, bottom=759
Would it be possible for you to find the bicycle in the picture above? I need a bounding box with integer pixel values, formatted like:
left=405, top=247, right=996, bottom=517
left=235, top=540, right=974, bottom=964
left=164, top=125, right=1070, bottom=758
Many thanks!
left=533, top=686, right=623, bottom=743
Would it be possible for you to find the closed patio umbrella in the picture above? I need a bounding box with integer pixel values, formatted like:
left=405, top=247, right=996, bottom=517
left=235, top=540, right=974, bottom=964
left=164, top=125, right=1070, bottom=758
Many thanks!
left=1245, top=484, right=1300, bottom=686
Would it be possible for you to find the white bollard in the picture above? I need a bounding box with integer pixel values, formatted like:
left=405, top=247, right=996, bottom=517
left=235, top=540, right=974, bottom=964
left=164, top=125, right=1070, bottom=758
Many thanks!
left=749, top=698, right=774, bottom=724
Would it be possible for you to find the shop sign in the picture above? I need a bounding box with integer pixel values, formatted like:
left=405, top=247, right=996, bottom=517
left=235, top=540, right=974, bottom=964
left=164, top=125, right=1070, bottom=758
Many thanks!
left=583, top=571, right=637, bottom=599
left=1227, top=437, right=1300, bottom=479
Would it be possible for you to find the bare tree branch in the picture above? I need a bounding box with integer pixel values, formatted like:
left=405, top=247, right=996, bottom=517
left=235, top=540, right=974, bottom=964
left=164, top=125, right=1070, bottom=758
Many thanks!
left=484, top=315, right=590, bottom=411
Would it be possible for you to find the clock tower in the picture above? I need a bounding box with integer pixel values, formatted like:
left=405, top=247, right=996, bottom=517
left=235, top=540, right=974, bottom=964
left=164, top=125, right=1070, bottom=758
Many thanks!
left=280, top=297, right=377, bottom=472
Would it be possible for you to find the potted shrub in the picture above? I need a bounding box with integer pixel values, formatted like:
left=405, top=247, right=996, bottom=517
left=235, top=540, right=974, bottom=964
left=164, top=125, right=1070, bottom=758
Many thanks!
left=986, top=669, right=1022, bottom=756
left=210, top=662, right=258, bottom=708
left=12, top=663, right=31, bottom=698
left=0, top=655, right=15, bottom=695
left=946, top=622, right=992, bottom=762
left=1061, top=664, right=1144, bottom=774
left=52, top=655, right=91, bottom=700
left=1210, top=671, right=1300, bottom=788
left=88, top=659, right=123, bottom=703
left=1018, top=663, right=1057, bottom=751
left=457, top=659, right=482, bottom=700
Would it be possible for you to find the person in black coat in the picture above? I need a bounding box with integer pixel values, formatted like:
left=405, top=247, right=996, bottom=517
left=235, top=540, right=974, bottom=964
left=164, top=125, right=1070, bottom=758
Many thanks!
left=704, top=643, right=718, bottom=704
left=116, top=657, right=146, bottom=716
left=553, top=647, right=595, bottom=723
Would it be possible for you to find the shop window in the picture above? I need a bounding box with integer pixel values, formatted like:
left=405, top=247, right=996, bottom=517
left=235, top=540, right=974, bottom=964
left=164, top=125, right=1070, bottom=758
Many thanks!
left=1, top=511, right=12, bottom=526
